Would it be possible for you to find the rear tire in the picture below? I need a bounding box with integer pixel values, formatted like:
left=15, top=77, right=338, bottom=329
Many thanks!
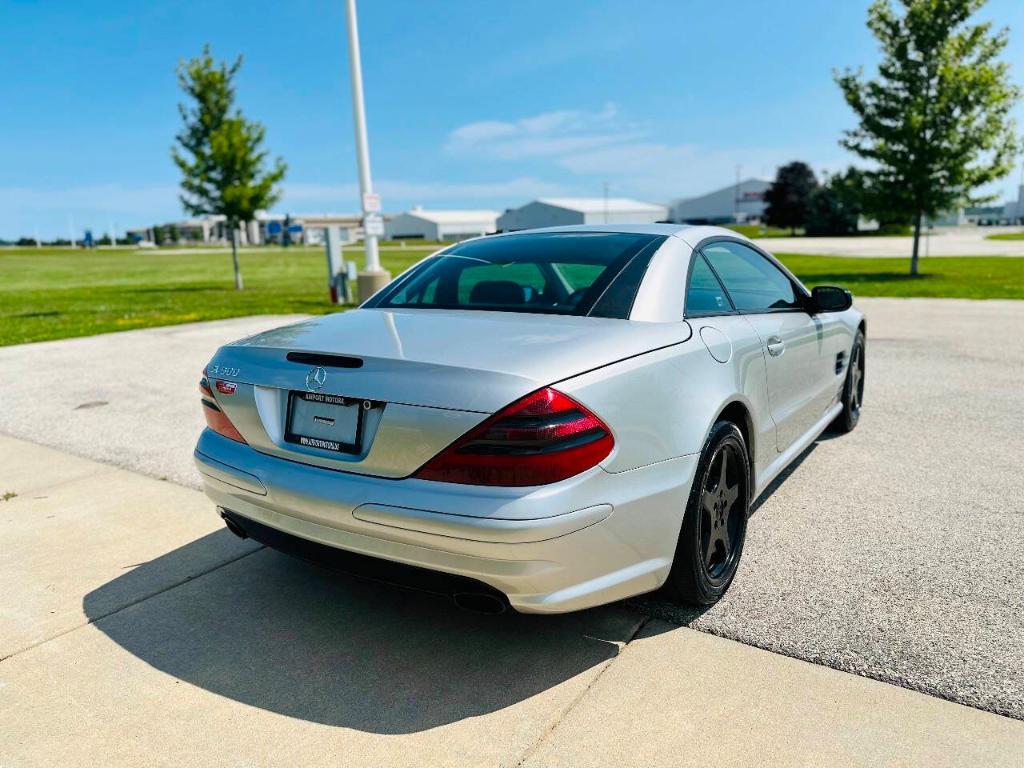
left=832, top=330, right=865, bottom=434
left=664, top=420, right=750, bottom=606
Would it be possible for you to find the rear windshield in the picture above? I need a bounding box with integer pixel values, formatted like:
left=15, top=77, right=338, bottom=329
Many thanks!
left=366, top=231, right=664, bottom=318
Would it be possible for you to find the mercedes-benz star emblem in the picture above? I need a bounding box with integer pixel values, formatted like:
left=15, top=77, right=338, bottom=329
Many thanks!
left=305, top=366, right=327, bottom=392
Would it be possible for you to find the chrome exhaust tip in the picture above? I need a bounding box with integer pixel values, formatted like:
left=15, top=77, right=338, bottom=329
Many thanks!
left=218, top=508, right=249, bottom=540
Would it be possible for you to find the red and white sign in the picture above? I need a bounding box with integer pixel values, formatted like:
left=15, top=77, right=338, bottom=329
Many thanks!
left=362, top=192, right=382, bottom=213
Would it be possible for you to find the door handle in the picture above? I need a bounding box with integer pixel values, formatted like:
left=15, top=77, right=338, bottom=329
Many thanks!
left=766, top=336, right=785, bottom=357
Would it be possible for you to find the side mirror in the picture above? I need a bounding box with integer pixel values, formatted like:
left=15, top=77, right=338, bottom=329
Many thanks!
left=811, top=285, right=853, bottom=313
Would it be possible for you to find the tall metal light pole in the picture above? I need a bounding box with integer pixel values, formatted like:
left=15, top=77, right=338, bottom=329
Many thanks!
left=344, top=0, right=390, bottom=300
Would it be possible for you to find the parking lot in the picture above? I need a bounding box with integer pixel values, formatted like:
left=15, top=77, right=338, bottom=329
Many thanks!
left=2, top=298, right=1023, bottom=764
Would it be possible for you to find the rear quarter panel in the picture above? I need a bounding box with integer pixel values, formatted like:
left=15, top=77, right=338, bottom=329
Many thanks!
left=555, top=321, right=773, bottom=474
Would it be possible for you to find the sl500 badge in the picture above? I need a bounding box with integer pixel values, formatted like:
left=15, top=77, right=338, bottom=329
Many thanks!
left=208, top=363, right=240, bottom=377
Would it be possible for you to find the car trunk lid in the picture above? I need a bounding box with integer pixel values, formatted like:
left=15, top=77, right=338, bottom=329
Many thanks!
left=205, top=308, right=690, bottom=477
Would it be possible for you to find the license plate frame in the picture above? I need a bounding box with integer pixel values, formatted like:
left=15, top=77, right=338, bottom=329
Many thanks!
left=284, top=391, right=364, bottom=455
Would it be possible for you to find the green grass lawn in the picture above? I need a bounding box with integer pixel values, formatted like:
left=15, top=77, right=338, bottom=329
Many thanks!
left=0, top=246, right=425, bottom=346
left=985, top=232, right=1024, bottom=241
left=775, top=253, right=1024, bottom=300
left=1, top=246, right=1022, bottom=346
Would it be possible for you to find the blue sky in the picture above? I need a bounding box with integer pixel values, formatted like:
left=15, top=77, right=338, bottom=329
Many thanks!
left=3, top=0, right=1023, bottom=238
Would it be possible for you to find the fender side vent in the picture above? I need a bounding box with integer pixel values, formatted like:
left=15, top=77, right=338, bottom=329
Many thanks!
left=286, top=352, right=364, bottom=369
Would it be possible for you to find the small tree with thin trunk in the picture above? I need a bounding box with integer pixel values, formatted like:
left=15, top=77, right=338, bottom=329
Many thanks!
left=172, top=45, right=286, bottom=289
left=836, top=0, right=1020, bottom=276
left=764, top=162, right=819, bottom=234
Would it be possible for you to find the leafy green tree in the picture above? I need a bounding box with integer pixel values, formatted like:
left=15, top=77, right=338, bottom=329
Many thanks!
left=764, top=162, right=819, bottom=234
left=836, top=0, right=1021, bottom=275
left=171, top=45, right=286, bottom=289
left=806, top=168, right=866, bottom=236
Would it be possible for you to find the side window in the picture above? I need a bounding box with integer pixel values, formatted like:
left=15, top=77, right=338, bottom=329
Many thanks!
left=685, top=254, right=732, bottom=315
left=702, top=242, right=802, bottom=312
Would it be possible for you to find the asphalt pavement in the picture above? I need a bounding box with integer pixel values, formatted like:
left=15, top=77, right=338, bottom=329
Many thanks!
left=0, top=314, right=305, bottom=487
left=631, top=299, right=1024, bottom=719
left=753, top=225, right=1024, bottom=256
left=1, top=298, right=1022, bottom=723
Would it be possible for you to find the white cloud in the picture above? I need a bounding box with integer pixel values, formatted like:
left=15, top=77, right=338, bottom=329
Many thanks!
left=0, top=103, right=867, bottom=238
left=558, top=142, right=850, bottom=201
left=445, top=103, right=640, bottom=161
left=445, top=104, right=851, bottom=202
left=448, top=121, right=519, bottom=144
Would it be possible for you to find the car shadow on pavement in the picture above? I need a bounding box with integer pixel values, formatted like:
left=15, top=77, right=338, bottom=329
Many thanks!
left=83, top=532, right=659, bottom=733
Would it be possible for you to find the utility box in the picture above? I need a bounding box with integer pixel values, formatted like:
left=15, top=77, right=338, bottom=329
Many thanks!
left=324, top=226, right=350, bottom=304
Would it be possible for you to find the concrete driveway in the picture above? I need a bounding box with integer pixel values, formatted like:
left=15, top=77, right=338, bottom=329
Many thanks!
left=2, top=301, right=1023, bottom=764
left=2, top=438, right=1021, bottom=767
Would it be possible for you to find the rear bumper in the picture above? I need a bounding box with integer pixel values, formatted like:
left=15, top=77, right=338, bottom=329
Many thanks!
left=219, top=508, right=512, bottom=611
left=194, top=429, right=698, bottom=613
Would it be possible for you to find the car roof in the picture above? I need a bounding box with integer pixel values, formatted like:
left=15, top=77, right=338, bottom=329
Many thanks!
left=489, top=223, right=751, bottom=246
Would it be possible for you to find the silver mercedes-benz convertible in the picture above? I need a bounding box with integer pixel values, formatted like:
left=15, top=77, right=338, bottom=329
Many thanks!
left=195, top=224, right=864, bottom=613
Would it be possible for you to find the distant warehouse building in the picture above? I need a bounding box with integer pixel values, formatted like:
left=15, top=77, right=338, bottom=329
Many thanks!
left=129, top=212, right=365, bottom=247
left=258, top=212, right=364, bottom=246
left=384, top=207, right=498, bottom=241
left=1003, top=184, right=1024, bottom=224
left=669, top=179, right=770, bottom=224
left=497, top=198, right=668, bottom=232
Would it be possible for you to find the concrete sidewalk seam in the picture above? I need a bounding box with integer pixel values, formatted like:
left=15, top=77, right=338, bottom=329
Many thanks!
left=512, top=615, right=652, bottom=767
left=0, top=544, right=265, bottom=664
left=1, top=427, right=199, bottom=492
left=0, top=459, right=122, bottom=498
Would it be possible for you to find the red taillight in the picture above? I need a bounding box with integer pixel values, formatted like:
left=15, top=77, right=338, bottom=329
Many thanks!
left=199, top=373, right=246, bottom=443
left=413, top=387, right=613, bottom=486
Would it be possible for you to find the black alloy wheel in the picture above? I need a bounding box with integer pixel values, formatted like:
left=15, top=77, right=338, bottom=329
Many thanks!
left=665, top=420, right=750, bottom=605
left=833, top=330, right=865, bottom=434
left=699, top=442, right=744, bottom=581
